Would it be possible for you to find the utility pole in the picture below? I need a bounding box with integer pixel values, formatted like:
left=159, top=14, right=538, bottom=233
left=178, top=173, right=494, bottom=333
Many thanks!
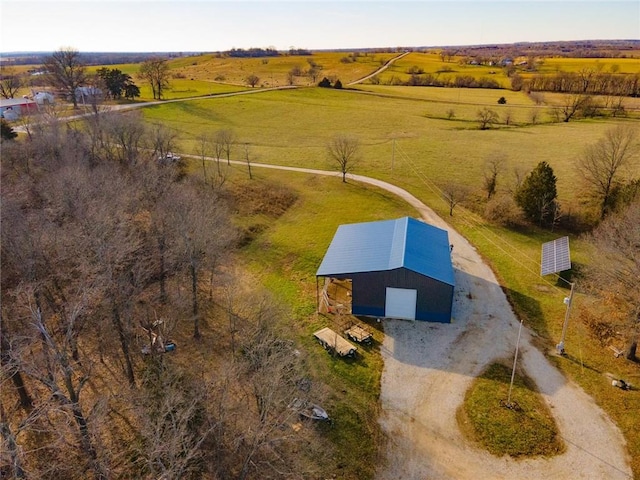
left=507, top=318, right=524, bottom=407
left=556, top=281, right=575, bottom=355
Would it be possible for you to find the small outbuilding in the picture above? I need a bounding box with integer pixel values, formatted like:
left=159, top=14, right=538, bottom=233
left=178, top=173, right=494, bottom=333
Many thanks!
left=316, top=217, right=455, bottom=322
left=0, top=97, right=37, bottom=119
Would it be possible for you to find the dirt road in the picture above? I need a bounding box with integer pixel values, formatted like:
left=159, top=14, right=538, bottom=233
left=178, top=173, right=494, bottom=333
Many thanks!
left=347, top=51, right=410, bottom=86
left=223, top=164, right=632, bottom=479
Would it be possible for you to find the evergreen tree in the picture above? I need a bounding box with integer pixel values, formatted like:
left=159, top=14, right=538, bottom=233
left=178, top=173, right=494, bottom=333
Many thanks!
left=97, top=68, right=140, bottom=100
left=333, top=79, right=343, bottom=89
left=1, top=119, right=17, bottom=141
left=318, top=77, right=331, bottom=88
left=515, top=161, right=558, bottom=226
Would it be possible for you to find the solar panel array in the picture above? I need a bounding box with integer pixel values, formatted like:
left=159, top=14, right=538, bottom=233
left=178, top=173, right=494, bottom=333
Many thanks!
left=540, top=236, right=571, bottom=276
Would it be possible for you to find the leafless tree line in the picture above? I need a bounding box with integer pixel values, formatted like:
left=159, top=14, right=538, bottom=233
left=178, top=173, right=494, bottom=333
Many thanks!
left=527, top=70, right=640, bottom=97
left=1, top=113, right=329, bottom=479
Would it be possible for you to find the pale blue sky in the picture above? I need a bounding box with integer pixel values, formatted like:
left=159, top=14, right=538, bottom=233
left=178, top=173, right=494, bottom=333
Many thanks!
left=1, top=1, right=638, bottom=53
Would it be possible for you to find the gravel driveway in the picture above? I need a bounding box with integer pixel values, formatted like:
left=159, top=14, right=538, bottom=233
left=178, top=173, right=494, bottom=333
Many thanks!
left=372, top=192, right=632, bottom=480
left=200, top=162, right=632, bottom=479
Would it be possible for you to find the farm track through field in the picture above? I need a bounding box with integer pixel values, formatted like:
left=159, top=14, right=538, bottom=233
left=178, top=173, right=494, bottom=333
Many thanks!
left=347, top=51, right=411, bottom=85
left=187, top=156, right=632, bottom=480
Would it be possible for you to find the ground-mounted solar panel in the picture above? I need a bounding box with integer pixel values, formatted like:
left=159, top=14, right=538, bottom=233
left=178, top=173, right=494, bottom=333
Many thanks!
left=541, top=236, right=571, bottom=276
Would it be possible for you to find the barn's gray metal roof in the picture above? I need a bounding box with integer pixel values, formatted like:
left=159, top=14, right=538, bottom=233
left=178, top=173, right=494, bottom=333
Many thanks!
left=316, top=217, right=455, bottom=286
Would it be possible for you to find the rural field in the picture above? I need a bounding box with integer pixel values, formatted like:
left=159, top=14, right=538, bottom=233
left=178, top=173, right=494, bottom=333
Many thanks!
left=136, top=51, right=640, bottom=477
left=2, top=46, right=639, bottom=479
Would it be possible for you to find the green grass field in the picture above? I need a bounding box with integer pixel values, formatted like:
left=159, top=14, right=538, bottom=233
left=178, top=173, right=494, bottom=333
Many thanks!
left=143, top=86, right=639, bottom=210
left=225, top=167, right=418, bottom=478
left=11, top=49, right=640, bottom=476
left=458, top=363, right=565, bottom=457
left=538, top=57, right=640, bottom=75
left=142, top=82, right=640, bottom=477
left=374, top=51, right=513, bottom=88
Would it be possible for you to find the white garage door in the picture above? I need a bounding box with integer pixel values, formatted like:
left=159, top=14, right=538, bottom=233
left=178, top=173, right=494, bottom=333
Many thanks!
left=385, top=287, right=417, bottom=320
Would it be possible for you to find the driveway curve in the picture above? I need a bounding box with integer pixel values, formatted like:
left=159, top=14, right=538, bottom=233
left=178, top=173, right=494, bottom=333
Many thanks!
left=218, top=160, right=632, bottom=480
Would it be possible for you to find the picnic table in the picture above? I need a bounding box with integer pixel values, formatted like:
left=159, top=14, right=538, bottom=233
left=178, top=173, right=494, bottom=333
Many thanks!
left=313, top=327, right=357, bottom=357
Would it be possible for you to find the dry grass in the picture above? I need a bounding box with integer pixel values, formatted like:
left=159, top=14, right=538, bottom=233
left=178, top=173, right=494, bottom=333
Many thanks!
left=375, top=51, right=513, bottom=87
left=168, top=51, right=397, bottom=88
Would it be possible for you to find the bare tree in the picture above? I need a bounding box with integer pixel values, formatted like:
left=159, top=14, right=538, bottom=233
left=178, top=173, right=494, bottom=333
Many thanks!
left=442, top=182, right=469, bottom=216
left=287, top=69, right=296, bottom=86
left=171, top=181, right=236, bottom=339
left=237, top=299, right=308, bottom=480
left=583, top=201, right=640, bottom=360
left=482, top=153, right=506, bottom=199
left=102, top=111, right=147, bottom=165
left=213, top=129, right=227, bottom=178
left=529, top=108, right=540, bottom=125
left=577, top=125, right=639, bottom=219
left=502, top=109, right=513, bottom=126
left=610, top=95, right=627, bottom=118
left=149, top=122, right=178, bottom=161
left=16, top=287, right=109, bottom=480
left=243, top=142, right=254, bottom=180
left=578, top=67, right=596, bottom=93
left=0, top=321, right=33, bottom=409
left=557, top=93, right=589, bottom=122
left=220, top=129, right=235, bottom=166
left=476, top=107, right=499, bottom=130
left=307, top=66, right=320, bottom=83
left=43, top=47, right=87, bottom=108
left=0, top=67, right=22, bottom=99
left=512, top=165, right=527, bottom=193
left=0, top=401, right=28, bottom=478
left=327, top=134, right=360, bottom=183
left=246, top=74, right=260, bottom=88
left=139, top=57, right=171, bottom=100
left=195, top=131, right=213, bottom=183
left=135, top=359, right=214, bottom=479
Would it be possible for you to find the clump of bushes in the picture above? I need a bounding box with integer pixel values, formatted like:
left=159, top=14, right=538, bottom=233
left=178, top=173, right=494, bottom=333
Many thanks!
left=318, top=77, right=343, bottom=89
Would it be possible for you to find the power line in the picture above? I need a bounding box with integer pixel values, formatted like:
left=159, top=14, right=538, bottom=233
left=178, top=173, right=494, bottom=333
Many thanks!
left=393, top=142, right=567, bottom=294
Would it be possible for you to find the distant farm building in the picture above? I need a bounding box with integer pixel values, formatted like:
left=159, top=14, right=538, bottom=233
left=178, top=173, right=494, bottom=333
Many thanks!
left=316, top=217, right=455, bottom=322
left=75, top=86, right=103, bottom=103
left=0, top=97, right=37, bottom=120
left=33, top=91, right=54, bottom=105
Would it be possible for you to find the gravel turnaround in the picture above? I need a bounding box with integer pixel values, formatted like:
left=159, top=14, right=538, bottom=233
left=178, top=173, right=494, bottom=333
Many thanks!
left=373, top=192, right=632, bottom=480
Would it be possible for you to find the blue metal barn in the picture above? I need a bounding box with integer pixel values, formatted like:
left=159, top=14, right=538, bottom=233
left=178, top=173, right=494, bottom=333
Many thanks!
left=316, top=217, right=455, bottom=322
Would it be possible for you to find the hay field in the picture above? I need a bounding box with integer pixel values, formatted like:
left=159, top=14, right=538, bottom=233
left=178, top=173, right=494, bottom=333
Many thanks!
left=169, top=50, right=397, bottom=88
left=373, top=51, right=512, bottom=87
left=143, top=86, right=638, bottom=209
